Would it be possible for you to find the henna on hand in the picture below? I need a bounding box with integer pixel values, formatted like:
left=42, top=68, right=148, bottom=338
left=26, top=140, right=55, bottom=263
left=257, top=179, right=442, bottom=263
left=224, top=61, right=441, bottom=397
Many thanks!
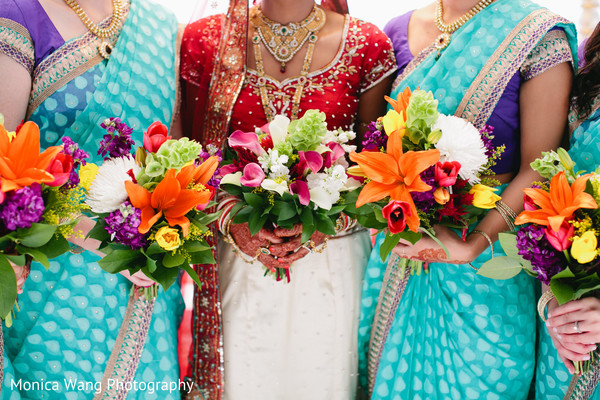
left=229, top=222, right=281, bottom=268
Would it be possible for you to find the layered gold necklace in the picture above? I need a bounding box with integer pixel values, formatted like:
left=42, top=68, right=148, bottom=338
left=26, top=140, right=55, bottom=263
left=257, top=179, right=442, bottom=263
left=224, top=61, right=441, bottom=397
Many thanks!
left=434, top=0, right=495, bottom=56
left=63, top=0, right=124, bottom=59
left=250, top=4, right=326, bottom=73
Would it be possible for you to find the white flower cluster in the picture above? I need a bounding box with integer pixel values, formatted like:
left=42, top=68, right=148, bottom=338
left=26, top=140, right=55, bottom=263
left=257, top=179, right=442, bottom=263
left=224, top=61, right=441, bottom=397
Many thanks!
left=307, top=165, right=361, bottom=210
left=86, top=155, right=140, bottom=213
left=322, top=129, right=357, bottom=154
left=258, top=149, right=290, bottom=181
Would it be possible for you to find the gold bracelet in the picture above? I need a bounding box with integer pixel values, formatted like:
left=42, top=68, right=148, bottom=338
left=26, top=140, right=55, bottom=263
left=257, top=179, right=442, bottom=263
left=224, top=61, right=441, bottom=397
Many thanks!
left=300, top=237, right=329, bottom=254
left=494, top=200, right=518, bottom=231
left=537, top=290, right=555, bottom=321
left=470, top=229, right=495, bottom=259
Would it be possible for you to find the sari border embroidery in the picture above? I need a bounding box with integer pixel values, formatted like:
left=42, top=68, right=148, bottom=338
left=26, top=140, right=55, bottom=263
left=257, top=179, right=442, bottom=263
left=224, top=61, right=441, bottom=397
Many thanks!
left=27, top=1, right=130, bottom=119
left=520, top=29, right=572, bottom=81
left=456, top=10, right=571, bottom=129
left=0, top=18, right=34, bottom=75
left=564, top=348, right=600, bottom=400
left=390, top=45, right=436, bottom=95
left=367, top=255, right=411, bottom=395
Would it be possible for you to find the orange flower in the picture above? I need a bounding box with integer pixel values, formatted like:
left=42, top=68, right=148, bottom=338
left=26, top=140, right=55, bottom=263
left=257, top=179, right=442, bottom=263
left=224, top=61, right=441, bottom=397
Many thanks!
left=349, top=130, right=440, bottom=232
left=515, top=171, right=598, bottom=232
left=125, top=156, right=219, bottom=237
left=385, top=86, right=412, bottom=123
left=0, top=121, right=62, bottom=192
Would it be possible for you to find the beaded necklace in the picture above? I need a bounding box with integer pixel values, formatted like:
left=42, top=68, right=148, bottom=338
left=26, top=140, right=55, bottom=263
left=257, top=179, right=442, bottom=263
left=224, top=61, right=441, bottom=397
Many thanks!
left=63, top=0, right=124, bottom=59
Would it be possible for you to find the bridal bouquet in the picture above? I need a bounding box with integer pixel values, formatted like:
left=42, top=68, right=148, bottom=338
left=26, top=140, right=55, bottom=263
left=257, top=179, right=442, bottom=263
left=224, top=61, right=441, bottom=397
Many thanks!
left=0, top=116, right=88, bottom=325
left=84, top=119, right=220, bottom=298
left=346, top=88, right=502, bottom=271
left=478, top=149, right=600, bottom=373
left=219, top=110, right=362, bottom=281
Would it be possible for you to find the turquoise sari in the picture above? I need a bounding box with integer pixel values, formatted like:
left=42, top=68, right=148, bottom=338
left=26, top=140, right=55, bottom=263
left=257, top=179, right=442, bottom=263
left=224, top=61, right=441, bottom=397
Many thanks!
left=534, top=99, right=600, bottom=400
left=358, top=1, right=577, bottom=399
left=1, top=1, right=182, bottom=399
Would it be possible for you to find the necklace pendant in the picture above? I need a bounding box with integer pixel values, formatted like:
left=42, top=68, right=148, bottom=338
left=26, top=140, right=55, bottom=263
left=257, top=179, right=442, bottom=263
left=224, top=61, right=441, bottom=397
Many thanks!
left=434, top=32, right=451, bottom=56
left=99, top=41, right=113, bottom=59
left=280, top=62, right=286, bottom=73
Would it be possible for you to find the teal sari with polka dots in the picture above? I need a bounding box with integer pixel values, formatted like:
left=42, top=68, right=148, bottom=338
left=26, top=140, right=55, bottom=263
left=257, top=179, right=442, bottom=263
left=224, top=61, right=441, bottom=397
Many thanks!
left=533, top=100, right=600, bottom=400
left=357, top=1, right=577, bottom=399
left=1, top=1, right=183, bottom=399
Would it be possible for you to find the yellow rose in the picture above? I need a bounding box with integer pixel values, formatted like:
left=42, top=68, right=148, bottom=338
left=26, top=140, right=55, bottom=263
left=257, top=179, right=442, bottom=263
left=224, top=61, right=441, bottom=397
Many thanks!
left=433, top=187, right=450, bottom=205
left=155, top=226, right=181, bottom=251
left=571, top=231, right=598, bottom=264
left=79, top=163, right=99, bottom=190
left=469, top=184, right=501, bottom=209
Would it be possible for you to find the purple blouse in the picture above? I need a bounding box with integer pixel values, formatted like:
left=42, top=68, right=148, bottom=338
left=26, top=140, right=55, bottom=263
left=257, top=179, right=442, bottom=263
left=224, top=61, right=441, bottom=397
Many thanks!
left=383, top=11, right=568, bottom=174
left=0, top=0, right=65, bottom=68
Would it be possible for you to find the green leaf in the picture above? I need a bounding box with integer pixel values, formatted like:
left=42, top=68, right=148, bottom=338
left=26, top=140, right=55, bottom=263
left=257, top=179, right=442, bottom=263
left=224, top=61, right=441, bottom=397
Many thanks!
left=163, top=252, right=186, bottom=268
left=300, top=207, right=314, bottom=227
left=220, top=183, right=243, bottom=197
left=243, top=193, right=266, bottom=209
left=301, top=224, right=317, bottom=244
left=0, top=255, right=17, bottom=321
left=380, top=234, right=401, bottom=262
left=87, top=220, right=111, bottom=242
left=315, top=213, right=336, bottom=236
left=248, top=211, right=268, bottom=236
left=0, top=234, right=15, bottom=252
left=272, top=201, right=298, bottom=221
left=98, top=250, right=145, bottom=274
left=497, top=232, right=520, bottom=259
left=327, top=205, right=346, bottom=216
left=476, top=256, right=523, bottom=279
left=145, top=255, right=158, bottom=273
left=232, top=206, right=253, bottom=224
left=37, top=235, right=72, bottom=260
left=228, top=201, right=246, bottom=219
left=16, top=246, right=50, bottom=269
left=16, top=223, right=56, bottom=248
left=551, top=278, right=576, bottom=305
left=183, top=240, right=211, bottom=253
left=144, top=242, right=163, bottom=256
left=572, top=273, right=600, bottom=300
left=397, top=230, right=421, bottom=245
left=181, top=263, right=202, bottom=287
left=189, top=249, right=216, bottom=264
left=149, top=266, right=178, bottom=292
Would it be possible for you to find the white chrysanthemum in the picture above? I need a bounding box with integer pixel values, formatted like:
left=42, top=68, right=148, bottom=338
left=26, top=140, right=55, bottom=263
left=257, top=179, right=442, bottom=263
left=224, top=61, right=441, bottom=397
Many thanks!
left=433, top=114, right=487, bottom=183
left=307, top=165, right=348, bottom=210
left=86, top=156, right=141, bottom=213
left=259, top=149, right=289, bottom=180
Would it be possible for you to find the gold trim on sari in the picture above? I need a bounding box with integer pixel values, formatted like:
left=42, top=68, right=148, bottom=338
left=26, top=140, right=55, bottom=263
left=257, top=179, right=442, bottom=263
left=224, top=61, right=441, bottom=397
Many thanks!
left=0, top=18, right=34, bottom=74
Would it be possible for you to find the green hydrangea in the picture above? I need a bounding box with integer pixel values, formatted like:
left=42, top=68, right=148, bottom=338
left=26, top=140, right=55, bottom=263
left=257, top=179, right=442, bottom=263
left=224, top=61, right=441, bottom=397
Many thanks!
left=274, top=140, right=294, bottom=157
left=137, top=138, right=202, bottom=188
left=287, top=110, right=327, bottom=151
left=406, top=90, right=439, bottom=131
left=530, top=150, right=564, bottom=180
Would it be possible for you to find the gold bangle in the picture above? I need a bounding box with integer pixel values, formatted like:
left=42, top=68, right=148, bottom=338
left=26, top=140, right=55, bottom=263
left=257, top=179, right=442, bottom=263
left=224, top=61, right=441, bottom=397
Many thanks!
left=470, top=229, right=495, bottom=259
left=537, top=290, right=555, bottom=321
left=494, top=200, right=518, bottom=231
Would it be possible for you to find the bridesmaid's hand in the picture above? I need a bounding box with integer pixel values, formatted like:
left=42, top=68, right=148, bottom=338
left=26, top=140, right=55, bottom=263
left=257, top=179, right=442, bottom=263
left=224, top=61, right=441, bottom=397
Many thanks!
left=120, top=270, right=156, bottom=287
left=229, top=222, right=282, bottom=271
left=392, top=225, right=475, bottom=264
left=11, top=259, right=31, bottom=295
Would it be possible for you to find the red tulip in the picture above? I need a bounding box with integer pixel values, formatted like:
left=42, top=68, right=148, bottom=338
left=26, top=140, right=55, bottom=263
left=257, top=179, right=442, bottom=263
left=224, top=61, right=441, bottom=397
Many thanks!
left=382, top=200, right=414, bottom=234
left=545, top=222, right=575, bottom=252
left=435, top=161, right=461, bottom=187
left=143, top=121, right=171, bottom=153
left=46, top=153, right=73, bottom=187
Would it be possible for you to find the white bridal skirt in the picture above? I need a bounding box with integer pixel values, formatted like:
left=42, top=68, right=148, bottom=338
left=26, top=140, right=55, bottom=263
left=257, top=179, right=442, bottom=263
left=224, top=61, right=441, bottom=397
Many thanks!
left=218, top=229, right=370, bottom=400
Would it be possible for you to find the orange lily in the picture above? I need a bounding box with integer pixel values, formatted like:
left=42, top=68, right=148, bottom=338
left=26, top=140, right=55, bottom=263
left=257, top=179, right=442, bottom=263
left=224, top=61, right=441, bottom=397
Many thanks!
left=125, top=156, right=219, bottom=237
left=0, top=121, right=62, bottom=192
left=385, top=86, right=412, bottom=123
left=349, top=130, right=440, bottom=232
left=515, top=171, right=598, bottom=232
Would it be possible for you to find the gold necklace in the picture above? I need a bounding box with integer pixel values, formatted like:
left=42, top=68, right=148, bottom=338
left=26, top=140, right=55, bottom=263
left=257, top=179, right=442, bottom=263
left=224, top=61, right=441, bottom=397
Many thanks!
left=250, top=4, right=325, bottom=73
left=251, top=20, right=317, bottom=122
left=63, top=0, right=124, bottom=59
left=434, top=0, right=495, bottom=56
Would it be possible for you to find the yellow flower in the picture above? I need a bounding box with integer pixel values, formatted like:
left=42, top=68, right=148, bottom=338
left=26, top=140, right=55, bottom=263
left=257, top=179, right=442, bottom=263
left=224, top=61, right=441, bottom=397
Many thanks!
left=79, top=163, right=99, bottom=190
left=571, top=231, right=598, bottom=264
left=382, top=109, right=406, bottom=137
left=155, top=226, right=181, bottom=251
left=433, top=187, right=450, bottom=205
left=469, top=184, right=501, bottom=209
left=347, top=165, right=366, bottom=178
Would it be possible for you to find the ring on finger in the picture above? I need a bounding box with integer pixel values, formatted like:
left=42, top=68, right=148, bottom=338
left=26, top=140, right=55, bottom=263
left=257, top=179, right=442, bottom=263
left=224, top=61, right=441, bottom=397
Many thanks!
left=574, top=320, right=582, bottom=334
left=301, top=240, right=314, bottom=253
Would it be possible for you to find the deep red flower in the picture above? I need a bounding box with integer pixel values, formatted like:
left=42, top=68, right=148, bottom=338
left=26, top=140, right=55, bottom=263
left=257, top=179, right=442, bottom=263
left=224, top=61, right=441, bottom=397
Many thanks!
left=46, top=153, right=73, bottom=187
left=545, top=222, right=575, bottom=252
left=435, top=161, right=461, bottom=187
left=382, top=200, right=414, bottom=234
left=143, top=121, right=171, bottom=153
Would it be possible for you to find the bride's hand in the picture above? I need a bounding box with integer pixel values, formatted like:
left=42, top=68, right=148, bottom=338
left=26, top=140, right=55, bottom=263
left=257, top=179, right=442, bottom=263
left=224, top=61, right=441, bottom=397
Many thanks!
left=269, top=225, right=328, bottom=264
left=392, top=225, right=475, bottom=264
left=229, top=222, right=282, bottom=271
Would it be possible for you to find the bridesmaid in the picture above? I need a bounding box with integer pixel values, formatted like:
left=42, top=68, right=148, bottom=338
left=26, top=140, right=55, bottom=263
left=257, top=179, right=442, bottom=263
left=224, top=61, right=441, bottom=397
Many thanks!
left=357, top=0, right=577, bottom=398
left=536, top=21, right=600, bottom=400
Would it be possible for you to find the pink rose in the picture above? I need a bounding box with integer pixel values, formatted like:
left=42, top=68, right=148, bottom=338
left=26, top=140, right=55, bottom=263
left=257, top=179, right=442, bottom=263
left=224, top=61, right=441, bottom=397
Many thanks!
left=143, top=121, right=171, bottom=153
left=240, top=163, right=265, bottom=187
left=46, top=153, right=73, bottom=187
left=435, top=161, right=461, bottom=187
left=545, top=222, right=574, bottom=252
left=382, top=200, right=414, bottom=234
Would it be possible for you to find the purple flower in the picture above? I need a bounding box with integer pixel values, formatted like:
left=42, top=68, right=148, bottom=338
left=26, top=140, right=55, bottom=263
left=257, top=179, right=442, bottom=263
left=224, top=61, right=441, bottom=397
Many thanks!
left=362, top=122, right=387, bottom=151
left=61, top=136, right=90, bottom=187
left=479, top=124, right=496, bottom=159
left=104, top=201, right=147, bottom=249
left=411, top=166, right=437, bottom=213
left=98, top=118, right=135, bottom=159
left=197, top=144, right=223, bottom=188
left=516, top=225, right=564, bottom=285
left=0, top=184, right=45, bottom=230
